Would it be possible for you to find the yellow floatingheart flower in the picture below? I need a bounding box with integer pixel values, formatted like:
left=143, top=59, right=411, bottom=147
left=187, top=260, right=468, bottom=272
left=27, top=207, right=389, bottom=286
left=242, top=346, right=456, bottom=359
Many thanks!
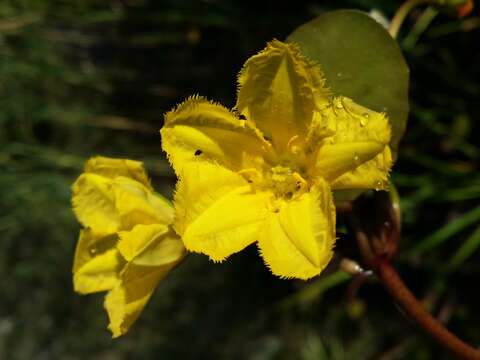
left=161, top=39, right=392, bottom=280
left=71, top=156, right=186, bottom=337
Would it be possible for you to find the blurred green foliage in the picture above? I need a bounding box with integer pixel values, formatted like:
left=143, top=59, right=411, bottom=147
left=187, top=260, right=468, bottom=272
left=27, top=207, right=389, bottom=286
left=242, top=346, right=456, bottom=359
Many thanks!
left=1, top=0, right=479, bottom=359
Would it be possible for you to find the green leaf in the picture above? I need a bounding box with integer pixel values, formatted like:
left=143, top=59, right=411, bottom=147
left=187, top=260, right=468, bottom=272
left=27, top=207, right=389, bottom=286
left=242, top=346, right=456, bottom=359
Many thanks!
left=287, top=10, right=409, bottom=151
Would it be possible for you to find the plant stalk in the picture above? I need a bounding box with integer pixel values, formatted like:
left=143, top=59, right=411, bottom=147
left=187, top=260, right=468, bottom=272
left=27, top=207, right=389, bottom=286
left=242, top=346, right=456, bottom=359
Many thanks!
left=376, top=259, right=480, bottom=360
left=389, top=0, right=431, bottom=38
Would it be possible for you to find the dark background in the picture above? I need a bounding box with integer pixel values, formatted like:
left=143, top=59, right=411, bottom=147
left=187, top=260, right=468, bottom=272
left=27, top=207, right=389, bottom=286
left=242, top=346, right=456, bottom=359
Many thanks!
left=1, top=0, right=479, bottom=358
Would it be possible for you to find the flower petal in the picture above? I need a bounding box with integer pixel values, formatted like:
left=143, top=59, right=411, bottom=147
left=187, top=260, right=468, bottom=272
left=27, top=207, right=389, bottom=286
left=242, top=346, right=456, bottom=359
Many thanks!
left=174, top=162, right=270, bottom=262
left=331, top=147, right=392, bottom=190
left=161, top=95, right=268, bottom=174
left=72, top=229, right=124, bottom=294
left=258, top=180, right=336, bottom=280
left=315, top=97, right=392, bottom=189
left=236, top=39, right=330, bottom=150
left=104, top=226, right=185, bottom=337
left=72, top=173, right=120, bottom=235
left=118, top=224, right=185, bottom=266
left=84, top=156, right=152, bottom=189
left=112, top=177, right=174, bottom=229
left=104, top=263, right=174, bottom=338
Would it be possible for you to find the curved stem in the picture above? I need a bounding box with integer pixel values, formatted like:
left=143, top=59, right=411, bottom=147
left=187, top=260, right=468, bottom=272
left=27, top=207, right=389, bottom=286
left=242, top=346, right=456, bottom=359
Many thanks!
left=389, top=0, right=431, bottom=38
left=377, top=260, right=480, bottom=360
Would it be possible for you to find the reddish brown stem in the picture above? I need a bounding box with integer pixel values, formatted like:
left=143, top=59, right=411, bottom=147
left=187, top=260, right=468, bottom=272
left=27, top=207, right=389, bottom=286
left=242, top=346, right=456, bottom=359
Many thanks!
left=377, top=260, right=480, bottom=360
left=336, top=201, right=353, bottom=214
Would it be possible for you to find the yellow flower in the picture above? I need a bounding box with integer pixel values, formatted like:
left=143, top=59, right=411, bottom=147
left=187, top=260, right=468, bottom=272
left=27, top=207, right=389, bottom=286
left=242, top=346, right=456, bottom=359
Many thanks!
left=161, top=39, right=392, bottom=280
left=71, top=156, right=186, bottom=337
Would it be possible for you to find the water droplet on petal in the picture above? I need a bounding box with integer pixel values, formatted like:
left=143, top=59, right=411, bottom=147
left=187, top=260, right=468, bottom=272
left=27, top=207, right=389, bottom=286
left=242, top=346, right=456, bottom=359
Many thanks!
left=363, top=113, right=370, bottom=118
left=353, top=153, right=360, bottom=164
left=89, top=247, right=97, bottom=255
left=374, top=180, right=383, bottom=191
left=360, top=118, right=367, bottom=127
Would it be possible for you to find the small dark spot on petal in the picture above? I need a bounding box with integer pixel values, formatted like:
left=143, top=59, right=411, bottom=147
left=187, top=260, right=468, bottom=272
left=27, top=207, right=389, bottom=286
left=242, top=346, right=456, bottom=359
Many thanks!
left=247, top=179, right=253, bottom=183
left=194, top=149, right=202, bottom=156
left=238, top=114, right=246, bottom=120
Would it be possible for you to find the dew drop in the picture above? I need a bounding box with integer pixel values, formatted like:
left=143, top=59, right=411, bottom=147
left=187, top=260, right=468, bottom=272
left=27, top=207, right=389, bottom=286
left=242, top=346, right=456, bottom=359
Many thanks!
left=374, top=180, right=383, bottom=191
left=89, top=247, right=97, bottom=255
left=358, top=112, right=370, bottom=127
left=353, top=153, right=360, bottom=164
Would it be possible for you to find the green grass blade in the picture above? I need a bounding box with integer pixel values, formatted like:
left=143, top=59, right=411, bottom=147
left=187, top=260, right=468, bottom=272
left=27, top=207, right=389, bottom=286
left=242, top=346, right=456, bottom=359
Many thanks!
left=279, top=270, right=351, bottom=309
left=410, top=205, right=480, bottom=256
left=445, top=226, right=480, bottom=272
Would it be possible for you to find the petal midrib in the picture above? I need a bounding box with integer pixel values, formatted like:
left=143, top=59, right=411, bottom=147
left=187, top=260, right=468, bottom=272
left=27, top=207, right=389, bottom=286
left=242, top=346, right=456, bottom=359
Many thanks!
left=277, top=211, right=320, bottom=269
left=186, top=186, right=266, bottom=238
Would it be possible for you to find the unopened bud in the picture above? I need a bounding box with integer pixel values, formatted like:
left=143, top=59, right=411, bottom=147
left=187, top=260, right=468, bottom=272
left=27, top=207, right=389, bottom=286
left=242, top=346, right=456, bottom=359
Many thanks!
left=340, top=258, right=365, bottom=275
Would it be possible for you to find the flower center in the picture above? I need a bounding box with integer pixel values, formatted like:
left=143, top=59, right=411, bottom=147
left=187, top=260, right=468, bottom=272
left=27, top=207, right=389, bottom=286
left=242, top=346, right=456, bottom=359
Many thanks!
left=266, top=163, right=309, bottom=199
left=238, top=135, right=313, bottom=202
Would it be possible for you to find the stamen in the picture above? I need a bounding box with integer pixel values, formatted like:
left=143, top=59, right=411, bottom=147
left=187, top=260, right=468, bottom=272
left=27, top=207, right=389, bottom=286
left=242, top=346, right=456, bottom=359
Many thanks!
left=267, top=197, right=281, bottom=213
left=287, top=135, right=301, bottom=154
left=238, top=168, right=262, bottom=183
left=292, top=171, right=307, bottom=189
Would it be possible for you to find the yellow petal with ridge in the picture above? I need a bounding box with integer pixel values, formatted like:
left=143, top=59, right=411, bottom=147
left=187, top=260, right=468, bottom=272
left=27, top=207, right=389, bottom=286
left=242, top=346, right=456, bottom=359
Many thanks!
left=315, top=97, right=392, bottom=190
left=72, top=173, right=120, bottom=236
left=104, top=263, right=173, bottom=338
left=72, top=229, right=123, bottom=294
left=258, top=180, right=335, bottom=280
left=84, top=156, right=152, bottom=189
left=174, top=161, right=269, bottom=261
left=236, top=39, right=330, bottom=151
left=112, top=177, right=174, bottom=229
left=118, top=224, right=185, bottom=266
left=162, top=95, right=268, bottom=173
